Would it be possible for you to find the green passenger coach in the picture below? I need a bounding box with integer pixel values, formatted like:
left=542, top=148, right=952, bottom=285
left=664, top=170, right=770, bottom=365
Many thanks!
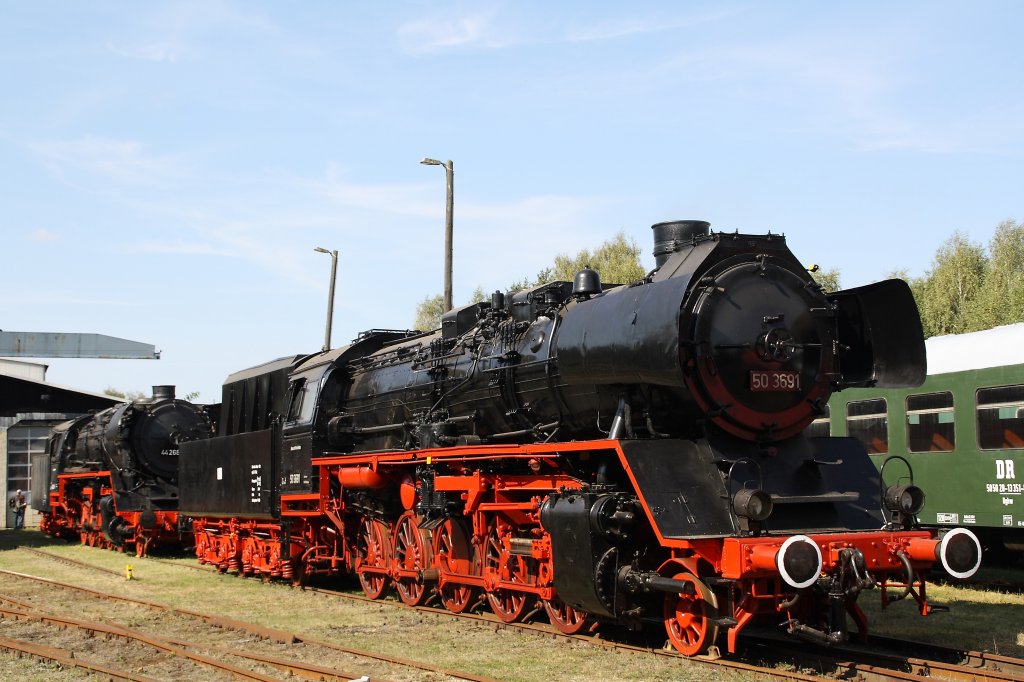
left=810, top=323, right=1024, bottom=556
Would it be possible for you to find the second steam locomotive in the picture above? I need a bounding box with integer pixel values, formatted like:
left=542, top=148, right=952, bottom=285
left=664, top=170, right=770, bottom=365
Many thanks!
left=34, top=386, right=213, bottom=555
left=174, top=220, right=982, bottom=656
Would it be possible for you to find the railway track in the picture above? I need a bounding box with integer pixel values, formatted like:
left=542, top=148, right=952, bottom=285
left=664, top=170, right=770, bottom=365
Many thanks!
left=0, top=632, right=161, bottom=682
left=295, top=583, right=1024, bottom=682
left=740, top=629, right=1024, bottom=682
left=0, top=595, right=365, bottom=682
left=0, top=563, right=497, bottom=682
left=19, top=546, right=1024, bottom=682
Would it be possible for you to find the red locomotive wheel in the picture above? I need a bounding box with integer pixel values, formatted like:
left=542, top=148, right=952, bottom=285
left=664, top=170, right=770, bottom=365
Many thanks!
left=484, top=520, right=532, bottom=623
left=392, top=512, right=432, bottom=606
left=356, top=517, right=392, bottom=600
left=663, top=572, right=719, bottom=657
left=543, top=596, right=591, bottom=635
left=435, top=518, right=479, bottom=613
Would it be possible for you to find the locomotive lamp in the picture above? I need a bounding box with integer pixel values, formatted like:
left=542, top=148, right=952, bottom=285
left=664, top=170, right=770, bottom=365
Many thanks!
left=733, top=488, right=774, bottom=521
left=314, top=246, right=338, bottom=352
left=420, top=156, right=454, bottom=312
left=883, top=483, right=926, bottom=515
left=882, top=483, right=926, bottom=530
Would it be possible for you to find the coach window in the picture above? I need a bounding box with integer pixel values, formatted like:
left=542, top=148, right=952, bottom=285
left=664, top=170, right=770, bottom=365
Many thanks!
left=906, top=392, right=955, bottom=452
left=977, top=384, right=1024, bottom=450
left=805, top=404, right=831, bottom=438
left=846, top=398, right=888, bottom=454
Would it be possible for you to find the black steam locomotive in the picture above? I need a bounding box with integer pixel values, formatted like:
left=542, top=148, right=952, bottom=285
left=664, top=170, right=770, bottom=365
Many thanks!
left=178, top=220, right=981, bottom=656
left=34, top=386, right=213, bottom=555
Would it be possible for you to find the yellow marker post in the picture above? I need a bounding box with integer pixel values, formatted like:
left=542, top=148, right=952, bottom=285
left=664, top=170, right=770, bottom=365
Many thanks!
left=125, top=564, right=134, bottom=580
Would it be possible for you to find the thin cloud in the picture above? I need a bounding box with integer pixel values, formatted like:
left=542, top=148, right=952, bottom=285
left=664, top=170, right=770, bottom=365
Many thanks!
left=106, top=1, right=276, bottom=62
left=398, top=8, right=508, bottom=55
left=131, top=165, right=616, bottom=296
left=132, top=219, right=323, bottom=291
left=315, top=168, right=611, bottom=233
left=25, top=228, right=60, bottom=242
left=134, top=239, right=233, bottom=257
left=318, top=176, right=438, bottom=218
left=852, top=103, right=1024, bottom=155
left=13, top=294, right=136, bottom=307
left=637, top=25, right=1024, bottom=157
left=566, top=9, right=741, bottom=43
left=28, top=135, right=191, bottom=188
left=398, top=6, right=735, bottom=55
left=106, top=40, right=194, bottom=63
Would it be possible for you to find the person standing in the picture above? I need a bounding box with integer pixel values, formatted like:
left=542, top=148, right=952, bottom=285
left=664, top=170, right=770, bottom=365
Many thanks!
left=9, top=490, right=26, bottom=530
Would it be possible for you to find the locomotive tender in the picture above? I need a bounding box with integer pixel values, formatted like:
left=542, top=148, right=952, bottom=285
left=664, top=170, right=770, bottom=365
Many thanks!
left=180, top=220, right=982, bottom=656
left=33, top=386, right=213, bottom=555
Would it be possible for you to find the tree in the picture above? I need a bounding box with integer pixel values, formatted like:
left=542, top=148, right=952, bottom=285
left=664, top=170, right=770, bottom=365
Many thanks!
left=916, top=231, right=986, bottom=337
left=888, top=220, right=1024, bottom=337
left=414, top=287, right=492, bottom=331
left=547, top=231, right=647, bottom=285
left=415, top=232, right=648, bottom=327
left=970, top=219, right=1024, bottom=330
left=810, top=267, right=841, bottom=293
left=469, top=286, right=489, bottom=304
left=413, top=293, right=445, bottom=331
left=510, top=231, right=646, bottom=292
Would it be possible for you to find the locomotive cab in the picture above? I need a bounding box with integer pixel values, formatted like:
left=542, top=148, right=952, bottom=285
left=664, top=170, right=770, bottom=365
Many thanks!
left=282, top=357, right=334, bottom=494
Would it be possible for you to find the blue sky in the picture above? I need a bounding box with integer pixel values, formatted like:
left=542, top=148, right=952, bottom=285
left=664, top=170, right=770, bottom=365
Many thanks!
left=2, top=2, right=1022, bottom=402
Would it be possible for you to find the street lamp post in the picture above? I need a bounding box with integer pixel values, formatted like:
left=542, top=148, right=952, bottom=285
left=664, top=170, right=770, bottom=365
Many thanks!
left=420, top=157, right=454, bottom=313
left=313, top=246, right=338, bottom=352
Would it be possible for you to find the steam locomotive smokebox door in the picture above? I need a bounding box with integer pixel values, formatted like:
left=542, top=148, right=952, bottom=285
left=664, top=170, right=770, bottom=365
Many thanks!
left=178, top=429, right=275, bottom=518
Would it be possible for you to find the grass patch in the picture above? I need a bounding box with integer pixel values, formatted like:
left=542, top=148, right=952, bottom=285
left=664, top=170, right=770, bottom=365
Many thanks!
left=3, top=530, right=1017, bottom=679
left=858, top=578, right=1024, bottom=657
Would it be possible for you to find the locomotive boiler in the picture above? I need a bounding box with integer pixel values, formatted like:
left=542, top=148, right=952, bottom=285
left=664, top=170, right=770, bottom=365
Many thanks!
left=34, top=386, right=213, bottom=555
left=180, top=221, right=982, bottom=656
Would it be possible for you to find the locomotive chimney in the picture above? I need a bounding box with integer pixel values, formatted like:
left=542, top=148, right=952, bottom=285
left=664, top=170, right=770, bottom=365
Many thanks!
left=152, top=385, right=176, bottom=401
left=652, top=220, right=711, bottom=267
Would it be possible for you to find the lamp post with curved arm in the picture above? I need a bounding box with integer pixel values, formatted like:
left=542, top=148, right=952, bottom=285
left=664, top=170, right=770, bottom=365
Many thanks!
left=420, top=157, right=454, bottom=313
left=313, top=246, right=338, bottom=352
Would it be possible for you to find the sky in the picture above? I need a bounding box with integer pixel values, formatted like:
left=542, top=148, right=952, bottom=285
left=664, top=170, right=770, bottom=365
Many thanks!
left=1, top=1, right=1022, bottom=403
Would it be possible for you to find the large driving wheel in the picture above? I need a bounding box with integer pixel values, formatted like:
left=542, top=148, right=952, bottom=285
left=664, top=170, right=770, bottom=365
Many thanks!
left=543, top=596, right=592, bottom=635
left=663, top=571, right=719, bottom=656
left=392, top=512, right=432, bottom=606
left=484, top=518, right=532, bottom=622
left=355, top=517, right=391, bottom=599
left=435, top=518, right=479, bottom=613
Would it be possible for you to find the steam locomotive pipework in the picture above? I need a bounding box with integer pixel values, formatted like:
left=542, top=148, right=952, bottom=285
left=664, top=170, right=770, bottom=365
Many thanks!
left=178, top=219, right=982, bottom=656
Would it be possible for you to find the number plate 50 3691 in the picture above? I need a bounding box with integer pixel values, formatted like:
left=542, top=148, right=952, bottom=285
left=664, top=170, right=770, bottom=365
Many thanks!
left=749, top=370, right=801, bottom=392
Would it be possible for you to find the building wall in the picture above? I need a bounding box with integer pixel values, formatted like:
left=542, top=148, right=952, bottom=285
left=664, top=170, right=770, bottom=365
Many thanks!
left=1, top=414, right=68, bottom=529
